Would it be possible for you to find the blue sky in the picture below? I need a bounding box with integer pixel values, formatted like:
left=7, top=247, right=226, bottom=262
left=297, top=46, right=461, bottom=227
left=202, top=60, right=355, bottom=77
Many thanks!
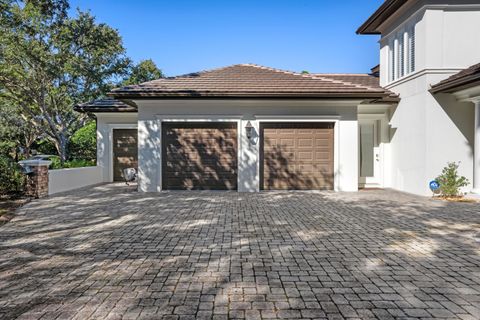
left=68, top=0, right=383, bottom=76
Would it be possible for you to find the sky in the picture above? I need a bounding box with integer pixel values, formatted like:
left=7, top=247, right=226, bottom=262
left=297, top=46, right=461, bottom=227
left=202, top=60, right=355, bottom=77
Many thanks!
left=68, top=0, right=383, bottom=77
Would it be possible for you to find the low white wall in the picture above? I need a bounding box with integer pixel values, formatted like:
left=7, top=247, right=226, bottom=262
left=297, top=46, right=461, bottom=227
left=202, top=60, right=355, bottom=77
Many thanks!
left=48, top=166, right=103, bottom=195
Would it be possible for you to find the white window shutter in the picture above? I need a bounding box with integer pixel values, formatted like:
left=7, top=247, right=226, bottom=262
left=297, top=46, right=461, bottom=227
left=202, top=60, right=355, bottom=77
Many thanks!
left=398, top=34, right=405, bottom=78
left=389, top=41, right=395, bottom=82
left=409, top=26, right=416, bottom=73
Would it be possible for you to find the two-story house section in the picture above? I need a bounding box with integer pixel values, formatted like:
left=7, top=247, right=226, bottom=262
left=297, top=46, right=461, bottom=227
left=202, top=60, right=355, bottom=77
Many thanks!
left=358, top=0, right=480, bottom=195
left=75, top=0, right=480, bottom=197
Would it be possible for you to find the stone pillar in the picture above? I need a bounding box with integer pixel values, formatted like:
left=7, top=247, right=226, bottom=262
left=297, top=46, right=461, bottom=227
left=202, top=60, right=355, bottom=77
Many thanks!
left=18, top=160, right=52, bottom=198
left=474, top=100, right=480, bottom=194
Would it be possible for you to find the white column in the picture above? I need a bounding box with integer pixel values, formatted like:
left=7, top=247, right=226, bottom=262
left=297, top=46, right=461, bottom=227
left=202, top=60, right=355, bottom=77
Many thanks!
left=473, top=100, right=480, bottom=193
left=237, top=119, right=259, bottom=192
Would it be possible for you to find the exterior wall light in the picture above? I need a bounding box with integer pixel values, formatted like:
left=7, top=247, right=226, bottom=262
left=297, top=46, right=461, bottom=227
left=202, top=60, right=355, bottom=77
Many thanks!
left=245, top=121, right=254, bottom=139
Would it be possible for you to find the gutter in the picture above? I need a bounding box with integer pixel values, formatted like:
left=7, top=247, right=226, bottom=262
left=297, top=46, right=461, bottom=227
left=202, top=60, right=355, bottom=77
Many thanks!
left=430, top=74, right=480, bottom=94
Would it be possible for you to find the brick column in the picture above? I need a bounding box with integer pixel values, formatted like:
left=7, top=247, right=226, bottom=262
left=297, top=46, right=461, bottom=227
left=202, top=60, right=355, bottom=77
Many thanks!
left=18, top=160, right=52, bottom=198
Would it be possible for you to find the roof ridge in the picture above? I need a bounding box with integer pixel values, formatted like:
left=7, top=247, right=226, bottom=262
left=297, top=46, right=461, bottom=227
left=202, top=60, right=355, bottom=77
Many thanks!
left=237, top=65, right=378, bottom=90
left=312, top=73, right=380, bottom=91
left=171, top=64, right=248, bottom=79
left=316, top=73, right=372, bottom=76
left=236, top=63, right=317, bottom=79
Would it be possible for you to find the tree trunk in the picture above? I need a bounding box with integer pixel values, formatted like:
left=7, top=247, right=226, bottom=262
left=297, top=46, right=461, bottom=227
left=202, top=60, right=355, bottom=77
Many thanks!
left=53, top=134, right=68, bottom=166
left=24, top=147, right=30, bottom=159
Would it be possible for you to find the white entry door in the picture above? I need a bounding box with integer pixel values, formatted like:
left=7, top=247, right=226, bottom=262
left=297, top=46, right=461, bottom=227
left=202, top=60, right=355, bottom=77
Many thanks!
left=359, top=119, right=381, bottom=187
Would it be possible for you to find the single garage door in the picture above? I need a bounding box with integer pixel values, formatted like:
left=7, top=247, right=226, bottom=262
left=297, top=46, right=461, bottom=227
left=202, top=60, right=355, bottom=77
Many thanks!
left=113, top=129, right=138, bottom=181
left=162, top=122, right=238, bottom=190
left=261, top=122, right=334, bottom=190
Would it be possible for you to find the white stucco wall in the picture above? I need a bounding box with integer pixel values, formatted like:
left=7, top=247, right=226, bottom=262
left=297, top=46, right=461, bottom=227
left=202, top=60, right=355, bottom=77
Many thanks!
left=378, top=1, right=479, bottom=195
left=48, top=166, right=103, bottom=195
left=95, top=113, right=138, bottom=182
left=379, top=1, right=480, bottom=87
left=135, top=100, right=360, bottom=193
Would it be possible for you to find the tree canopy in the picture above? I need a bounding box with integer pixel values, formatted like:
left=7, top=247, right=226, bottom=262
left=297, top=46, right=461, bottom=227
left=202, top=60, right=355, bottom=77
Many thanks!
left=0, top=0, right=131, bottom=162
left=123, top=59, right=163, bottom=85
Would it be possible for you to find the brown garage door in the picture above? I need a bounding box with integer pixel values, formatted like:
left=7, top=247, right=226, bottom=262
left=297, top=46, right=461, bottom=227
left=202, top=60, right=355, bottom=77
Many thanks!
left=162, top=122, right=238, bottom=190
left=261, top=122, right=334, bottom=190
left=113, top=129, right=138, bottom=181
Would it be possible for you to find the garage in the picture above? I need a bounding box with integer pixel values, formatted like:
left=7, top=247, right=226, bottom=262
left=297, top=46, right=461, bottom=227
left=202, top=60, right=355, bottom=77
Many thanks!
left=112, top=129, right=138, bottom=181
left=162, top=122, right=238, bottom=190
left=260, top=122, right=334, bottom=190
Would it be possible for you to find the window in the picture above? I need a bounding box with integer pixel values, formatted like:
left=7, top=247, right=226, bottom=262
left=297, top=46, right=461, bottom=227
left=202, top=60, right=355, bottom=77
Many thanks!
left=388, top=24, right=416, bottom=83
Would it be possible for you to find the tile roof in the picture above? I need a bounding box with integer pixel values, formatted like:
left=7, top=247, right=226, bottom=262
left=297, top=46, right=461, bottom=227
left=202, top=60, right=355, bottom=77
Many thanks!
left=430, top=63, right=480, bottom=93
left=109, top=64, right=397, bottom=100
left=74, top=98, right=137, bottom=113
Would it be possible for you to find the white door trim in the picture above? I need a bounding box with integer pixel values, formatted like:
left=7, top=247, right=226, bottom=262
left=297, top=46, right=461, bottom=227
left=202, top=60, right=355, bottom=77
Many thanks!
left=358, top=113, right=389, bottom=188
left=107, top=124, right=138, bottom=183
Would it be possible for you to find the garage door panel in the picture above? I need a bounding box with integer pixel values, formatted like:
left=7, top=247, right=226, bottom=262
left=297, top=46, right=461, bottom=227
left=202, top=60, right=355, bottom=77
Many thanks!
left=261, top=123, right=334, bottom=190
left=315, top=151, right=333, bottom=161
left=297, top=138, right=314, bottom=147
left=162, top=122, right=238, bottom=190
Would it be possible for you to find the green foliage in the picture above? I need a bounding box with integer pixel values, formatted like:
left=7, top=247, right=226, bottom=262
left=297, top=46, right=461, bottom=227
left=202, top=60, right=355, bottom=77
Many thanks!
left=0, top=0, right=130, bottom=162
left=123, top=59, right=163, bottom=85
left=0, top=141, right=16, bottom=157
left=0, top=155, right=24, bottom=195
left=301, top=70, right=310, bottom=74
left=436, top=162, right=469, bottom=197
left=0, top=101, right=42, bottom=159
left=69, top=121, right=96, bottom=161
left=34, top=139, right=57, bottom=156
left=49, top=156, right=95, bottom=169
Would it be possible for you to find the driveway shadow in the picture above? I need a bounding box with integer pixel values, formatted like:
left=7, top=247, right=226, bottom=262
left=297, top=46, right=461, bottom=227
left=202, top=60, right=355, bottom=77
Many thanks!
left=0, top=184, right=479, bottom=319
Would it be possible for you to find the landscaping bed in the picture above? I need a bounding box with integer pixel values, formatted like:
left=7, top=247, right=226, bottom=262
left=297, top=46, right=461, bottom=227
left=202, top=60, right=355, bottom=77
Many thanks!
left=0, top=195, right=30, bottom=226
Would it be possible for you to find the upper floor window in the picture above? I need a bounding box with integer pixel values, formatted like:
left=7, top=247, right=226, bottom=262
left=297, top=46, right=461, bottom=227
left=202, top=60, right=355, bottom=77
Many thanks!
left=388, top=25, right=416, bottom=83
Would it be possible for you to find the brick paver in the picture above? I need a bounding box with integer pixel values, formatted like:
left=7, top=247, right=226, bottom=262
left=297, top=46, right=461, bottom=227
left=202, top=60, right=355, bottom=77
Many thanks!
left=0, top=184, right=479, bottom=319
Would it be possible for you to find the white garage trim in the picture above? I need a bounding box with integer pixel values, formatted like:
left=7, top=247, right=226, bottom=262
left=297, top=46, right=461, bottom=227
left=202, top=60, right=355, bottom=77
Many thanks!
left=107, top=124, right=138, bottom=183
left=255, top=116, right=341, bottom=191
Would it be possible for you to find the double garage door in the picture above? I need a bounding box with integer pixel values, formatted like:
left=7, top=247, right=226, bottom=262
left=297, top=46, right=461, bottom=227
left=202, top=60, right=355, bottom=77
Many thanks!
left=162, top=122, right=334, bottom=190
left=113, top=123, right=334, bottom=190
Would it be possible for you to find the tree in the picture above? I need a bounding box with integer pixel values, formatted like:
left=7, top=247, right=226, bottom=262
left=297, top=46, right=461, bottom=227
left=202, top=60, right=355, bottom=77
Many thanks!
left=0, top=0, right=130, bottom=164
left=123, top=59, right=163, bottom=85
left=0, top=101, right=43, bottom=160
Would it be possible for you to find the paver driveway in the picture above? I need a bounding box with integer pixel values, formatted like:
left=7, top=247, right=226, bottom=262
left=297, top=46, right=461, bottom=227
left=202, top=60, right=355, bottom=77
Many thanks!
left=0, top=184, right=479, bottom=320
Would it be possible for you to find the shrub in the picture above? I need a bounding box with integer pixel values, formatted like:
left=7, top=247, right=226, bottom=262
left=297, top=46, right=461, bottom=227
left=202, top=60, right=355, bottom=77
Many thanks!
left=0, top=155, right=24, bottom=195
left=49, top=156, right=95, bottom=169
left=35, top=139, right=57, bottom=156
left=436, top=162, right=469, bottom=197
left=69, top=121, right=96, bottom=162
left=63, top=159, right=95, bottom=168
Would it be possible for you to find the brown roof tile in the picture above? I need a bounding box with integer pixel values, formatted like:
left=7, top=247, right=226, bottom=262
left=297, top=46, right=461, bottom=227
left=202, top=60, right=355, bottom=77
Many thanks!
left=109, top=64, right=396, bottom=99
left=74, top=98, right=137, bottom=113
left=430, top=62, right=480, bottom=93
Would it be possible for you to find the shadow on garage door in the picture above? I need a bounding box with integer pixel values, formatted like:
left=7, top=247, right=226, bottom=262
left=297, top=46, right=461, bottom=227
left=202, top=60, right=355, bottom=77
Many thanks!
left=162, top=122, right=238, bottom=190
